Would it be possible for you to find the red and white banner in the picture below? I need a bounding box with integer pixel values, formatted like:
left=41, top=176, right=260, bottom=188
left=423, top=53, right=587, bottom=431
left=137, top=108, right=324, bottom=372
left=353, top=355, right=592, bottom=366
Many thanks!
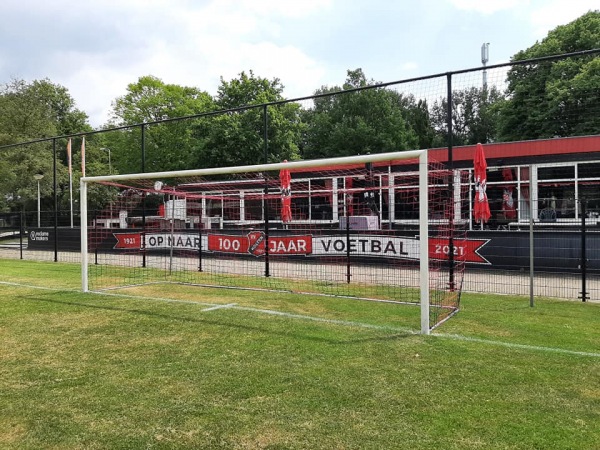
left=428, top=238, right=489, bottom=264
left=208, top=232, right=311, bottom=257
left=114, top=232, right=143, bottom=249
left=112, top=232, right=489, bottom=264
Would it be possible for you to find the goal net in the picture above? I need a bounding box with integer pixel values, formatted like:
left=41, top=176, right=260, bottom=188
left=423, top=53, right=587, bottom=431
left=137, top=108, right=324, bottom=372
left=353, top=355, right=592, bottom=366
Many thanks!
left=81, top=150, right=467, bottom=333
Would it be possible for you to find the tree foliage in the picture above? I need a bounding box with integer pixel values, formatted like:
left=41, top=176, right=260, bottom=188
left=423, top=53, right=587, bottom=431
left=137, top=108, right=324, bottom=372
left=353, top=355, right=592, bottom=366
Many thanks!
left=498, top=10, right=600, bottom=140
left=302, top=69, right=420, bottom=159
left=0, top=79, right=90, bottom=212
left=194, top=71, right=302, bottom=168
left=431, top=86, right=505, bottom=146
left=106, top=75, right=215, bottom=173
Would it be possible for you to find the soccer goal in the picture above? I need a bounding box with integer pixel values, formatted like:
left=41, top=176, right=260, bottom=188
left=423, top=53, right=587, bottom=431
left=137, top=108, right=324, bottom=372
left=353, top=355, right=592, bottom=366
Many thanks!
left=81, top=150, right=467, bottom=334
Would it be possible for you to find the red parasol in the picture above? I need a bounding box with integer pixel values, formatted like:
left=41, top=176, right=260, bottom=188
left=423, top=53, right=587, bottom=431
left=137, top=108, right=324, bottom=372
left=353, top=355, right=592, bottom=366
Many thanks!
left=279, top=161, right=292, bottom=224
left=473, top=143, right=491, bottom=224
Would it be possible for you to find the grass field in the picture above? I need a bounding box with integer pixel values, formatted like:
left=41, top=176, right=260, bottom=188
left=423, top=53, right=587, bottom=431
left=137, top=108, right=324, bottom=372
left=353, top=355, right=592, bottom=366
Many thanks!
left=1, top=259, right=599, bottom=449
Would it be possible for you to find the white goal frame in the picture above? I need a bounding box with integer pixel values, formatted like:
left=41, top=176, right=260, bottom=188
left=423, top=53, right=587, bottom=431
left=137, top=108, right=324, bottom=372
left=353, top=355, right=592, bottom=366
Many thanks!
left=80, top=150, right=431, bottom=334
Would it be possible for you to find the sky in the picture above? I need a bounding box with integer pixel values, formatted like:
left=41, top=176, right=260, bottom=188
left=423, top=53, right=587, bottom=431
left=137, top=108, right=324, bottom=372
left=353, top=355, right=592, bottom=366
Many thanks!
left=0, top=0, right=597, bottom=128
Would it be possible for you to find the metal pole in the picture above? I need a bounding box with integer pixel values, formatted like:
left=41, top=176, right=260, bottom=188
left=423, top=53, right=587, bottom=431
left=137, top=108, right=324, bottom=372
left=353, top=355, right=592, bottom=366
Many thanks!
left=198, top=223, right=203, bottom=272
left=80, top=177, right=89, bottom=292
left=580, top=199, right=588, bottom=302
left=53, top=139, right=58, bottom=261
left=141, top=124, right=147, bottom=268
left=419, top=151, right=430, bottom=335
left=19, top=208, right=24, bottom=260
left=101, top=148, right=112, bottom=175
left=94, top=210, right=98, bottom=266
left=346, top=209, right=351, bottom=284
left=33, top=172, right=44, bottom=228
left=446, top=73, right=455, bottom=290
left=529, top=168, right=534, bottom=307
left=169, top=193, right=175, bottom=274
left=37, top=179, right=41, bottom=228
left=263, top=105, right=270, bottom=278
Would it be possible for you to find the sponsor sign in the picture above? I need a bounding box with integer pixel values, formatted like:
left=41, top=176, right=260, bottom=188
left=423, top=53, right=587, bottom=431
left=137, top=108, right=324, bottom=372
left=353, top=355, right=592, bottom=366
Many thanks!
left=30, top=230, right=50, bottom=242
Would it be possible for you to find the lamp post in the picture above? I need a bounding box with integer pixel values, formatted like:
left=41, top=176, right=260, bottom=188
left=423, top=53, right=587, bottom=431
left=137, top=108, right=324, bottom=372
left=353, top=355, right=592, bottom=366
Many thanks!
left=102, top=147, right=112, bottom=174
left=34, top=173, right=44, bottom=228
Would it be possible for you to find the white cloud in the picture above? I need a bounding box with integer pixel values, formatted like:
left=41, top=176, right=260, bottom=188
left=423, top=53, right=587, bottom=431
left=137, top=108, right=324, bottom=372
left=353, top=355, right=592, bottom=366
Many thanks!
left=236, top=0, right=333, bottom=18
left=448, top=0, right=525, bottom=15
left=20, top=0, right=333, bottom=125
left=528, top=0, right=599, bottom=38
left=1, top=0, right=595, bottom=129
left=400, top=62, right=419, bottom=71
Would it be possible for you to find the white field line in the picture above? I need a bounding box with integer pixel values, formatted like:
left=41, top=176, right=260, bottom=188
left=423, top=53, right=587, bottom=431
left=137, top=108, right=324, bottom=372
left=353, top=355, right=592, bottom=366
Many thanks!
left=432, top=333, right=600, bottom=359
left=1, top=280, right=599, bottom=359
left=202, top=303, right=237, bottom=312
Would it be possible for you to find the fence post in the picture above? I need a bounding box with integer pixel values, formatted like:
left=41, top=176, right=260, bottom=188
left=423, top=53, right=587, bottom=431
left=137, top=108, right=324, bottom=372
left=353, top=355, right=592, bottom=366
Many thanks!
left=94, top=210, right=98, bottom=266
left=529, top=167, right=534, bottom=307
left=263, top=104, right=270, bottom=278
left=198, top=224, right=203, bottom=272
left=19, top=208, right=24, bottom=260
left=579, top=199, right=588, bottom=302
left=141, top=124, right=147, bottom=268
left=446, top=73, right=455, bottom=290
left=53, top=138, right=58, bottom=262
left=346, top=213, right=351, bottom=284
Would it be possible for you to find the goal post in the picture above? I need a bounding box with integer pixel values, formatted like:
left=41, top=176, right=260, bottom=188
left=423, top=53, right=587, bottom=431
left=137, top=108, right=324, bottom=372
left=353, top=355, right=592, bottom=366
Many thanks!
left=418, top=150, right=429, bottom=335
left=81, top=149, right=464, bottom=334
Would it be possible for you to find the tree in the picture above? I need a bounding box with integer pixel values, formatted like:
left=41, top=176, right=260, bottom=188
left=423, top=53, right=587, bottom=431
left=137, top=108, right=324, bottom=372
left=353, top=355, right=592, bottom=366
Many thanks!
left=402, top=98, right=440, bottom=150
left=194, top=71, right=302, bottom=168
left=430, top=86, right=505, bottom=146
left=106, top=75, right=215, bottom=173
left=302, top=69, right=419, bottom=159
left=0, top=79, right=90, bottom=212
left=498, top=11, right=600, bottom=140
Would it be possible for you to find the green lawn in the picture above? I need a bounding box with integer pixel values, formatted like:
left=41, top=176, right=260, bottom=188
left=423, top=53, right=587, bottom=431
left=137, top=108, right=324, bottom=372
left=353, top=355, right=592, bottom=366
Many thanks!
left=1, top=259, right=599, bottom=449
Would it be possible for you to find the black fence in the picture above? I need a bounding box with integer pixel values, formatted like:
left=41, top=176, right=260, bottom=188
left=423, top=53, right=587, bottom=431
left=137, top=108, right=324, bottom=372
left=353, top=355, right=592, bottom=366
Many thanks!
left=1, top=203, right=600, bottom=301
left=1, top=49, right=600, bottom=302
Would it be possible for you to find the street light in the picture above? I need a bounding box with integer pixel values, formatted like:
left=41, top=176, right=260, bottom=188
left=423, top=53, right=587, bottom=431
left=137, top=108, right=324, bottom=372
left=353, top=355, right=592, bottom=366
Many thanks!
left=101, top=147, right=112, bottom=174
left=34, top=173, right=44, bottom=228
